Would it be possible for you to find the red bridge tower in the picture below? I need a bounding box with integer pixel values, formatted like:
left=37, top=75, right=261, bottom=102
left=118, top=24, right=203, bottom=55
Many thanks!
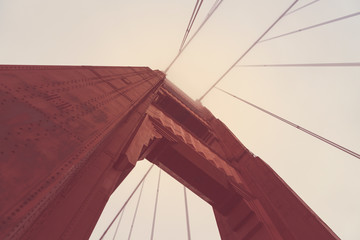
left=0, top=65, right=338, bottom=239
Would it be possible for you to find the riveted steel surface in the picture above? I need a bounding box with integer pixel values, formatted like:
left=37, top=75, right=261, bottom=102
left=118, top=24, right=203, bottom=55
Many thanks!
left=0, top=65, right=339, bottom=240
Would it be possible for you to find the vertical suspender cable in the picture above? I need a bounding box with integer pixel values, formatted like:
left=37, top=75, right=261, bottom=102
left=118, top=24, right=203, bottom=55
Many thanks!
left=165, top=0, right=224, bottom=73
left=112, top=209, right=125, bottom=240
left=216, top=87, right=360, bottom=160
left=235, top=62, right=360, bottom=67
left=184, top=186, right=192, bottom=240
left=285, top=0, right=320, bottom=16
left=150, top=169, right=162, bottom=240
left=179, top=0, right=204, bottom=52
left=259, top=12, right=360, bottom=43
left=127, top=180, right=146, bottom=240
left=99, top=164, right=154, bottom=239
left=198, top=0, right=299, bottom=101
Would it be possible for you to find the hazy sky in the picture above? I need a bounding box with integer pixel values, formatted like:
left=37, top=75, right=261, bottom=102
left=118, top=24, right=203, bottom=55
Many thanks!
left=1, top=0, right=360, bottom=239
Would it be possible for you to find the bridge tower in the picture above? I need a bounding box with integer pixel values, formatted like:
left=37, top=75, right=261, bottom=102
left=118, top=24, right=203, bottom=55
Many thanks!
left=0, top=65, right=338, bottom=239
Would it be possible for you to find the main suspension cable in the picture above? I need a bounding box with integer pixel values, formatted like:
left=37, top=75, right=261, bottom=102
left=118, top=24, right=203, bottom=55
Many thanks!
left=127, top=180, right=146, bottom=240
left=99, top=164, right=155, bottom=239
left=165, top=0, right=224, bottom=73
left=184, top=186, right=192, bottom=240
left=216, top=87, right=360, bottom=160
left=198, top=0, right=299, bottom=102
left=179, top=0, right=204, bottom=52
left=150, top=169, right=162, bottom=240
left=260, top=12, right=360, bottom=43
left=285, top=0, right=320, bottom=16
left=236, top=62, right=360, bottom=68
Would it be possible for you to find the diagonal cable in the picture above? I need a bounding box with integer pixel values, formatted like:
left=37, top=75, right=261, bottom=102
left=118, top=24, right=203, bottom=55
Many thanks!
left=216, top=87, right=360, bottom=160
left=260, top=12, right=360, bottom=43
left=285, top=0, right=321, bottom=16
left=179, top=0, right=204, bottom=52
left=198, top=0, right=299, bottom=101
left=150, top=169, right=162, bottom=240
left=127, top=180, right=146, bottom=240
left=184, top=186, right=192, bottom=240
left=165, top=0, right=224, bottom=73
left=112, top=208, right=125, bottom=240
left=236, top=62, right=360, bottom=67
left=99, top=164, right=154, bottom=239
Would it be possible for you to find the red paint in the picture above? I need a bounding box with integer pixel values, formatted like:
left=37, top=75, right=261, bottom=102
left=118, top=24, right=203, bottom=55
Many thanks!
left=0, top=65, right=338, bottom=239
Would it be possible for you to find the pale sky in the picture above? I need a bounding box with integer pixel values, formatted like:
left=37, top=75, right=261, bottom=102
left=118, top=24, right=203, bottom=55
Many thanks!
left=1, top=0, right=360, bottom=239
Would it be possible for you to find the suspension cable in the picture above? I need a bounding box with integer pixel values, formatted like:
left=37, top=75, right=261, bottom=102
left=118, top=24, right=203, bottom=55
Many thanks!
left=99, top=164, right=154, bottom=239
left=150, top=169, right=162, bottom=240
left=112, top=208, right=125, bottom=240
left=260, top=12, right=360, bottom=43
left=184, top=186, right=192, bottom=240
left=236, top=62, right=360, bottom=68
left=216, top=87, right=360, bottom=160
left=165, top=0, right=224, bottom=73
left=285, top=0, right=321, bottom=16
left=198, top=0, right=299, bottom=102
left=127, top=180, right=146, bottom=240
left=179, top=0, right=204, bottom=52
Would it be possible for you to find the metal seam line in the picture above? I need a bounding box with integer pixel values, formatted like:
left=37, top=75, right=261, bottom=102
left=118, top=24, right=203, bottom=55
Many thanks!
left=198, top=0, right=300, bottom=102
left=99, top=164, right=154, bottom=239
left=216, top=87, right=360, bottom=160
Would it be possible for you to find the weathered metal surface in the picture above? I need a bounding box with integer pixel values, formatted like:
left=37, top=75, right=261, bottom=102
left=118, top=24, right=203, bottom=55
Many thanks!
left=0, top=65, right=164, bottom=239
left=0, top=65, right=339, bottom=240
